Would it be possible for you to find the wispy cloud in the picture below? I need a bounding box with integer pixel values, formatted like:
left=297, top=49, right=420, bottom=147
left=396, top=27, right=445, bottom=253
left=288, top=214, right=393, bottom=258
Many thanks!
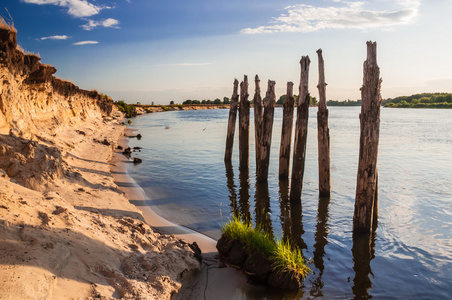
left=40, top=35, right=70, bottom=40
left=22, top=0, right=104, bottom=18
left=242, top=0, right=420, bottom=34
left=82, top=18, right=120, bottom=30
left=73, top=40, right=98, bottom=46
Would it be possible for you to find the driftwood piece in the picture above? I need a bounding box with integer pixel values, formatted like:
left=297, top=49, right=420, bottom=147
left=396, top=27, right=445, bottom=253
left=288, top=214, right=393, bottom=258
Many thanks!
left=239, top=75, right=250, bottom=169
left=279, top=82, right=295, bottom=179
left=289, top=56, right=310, bottom=205
left=224, top=79, right=239, bottom=162
left=256, top=80, right=276, bottom=182
left=316, top=49, right=331, bottom=196
left=353, top=41, right=382, bottom=234
left=253, top=75, right=263, bottom=168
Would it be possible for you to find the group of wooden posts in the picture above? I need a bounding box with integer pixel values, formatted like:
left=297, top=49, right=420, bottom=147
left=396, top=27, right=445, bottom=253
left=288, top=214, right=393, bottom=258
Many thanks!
left=224, top=41, right=382, bottom=235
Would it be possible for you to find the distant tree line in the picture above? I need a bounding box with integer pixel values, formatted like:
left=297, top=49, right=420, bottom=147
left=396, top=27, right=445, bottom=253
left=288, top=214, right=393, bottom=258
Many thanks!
left=384, top=93, right=452, bottom=108
left=182, top=97, right=230, bottom=105
left=327, top=99, right=362, bottom=106
left=275, top=95, right=318, bottom=106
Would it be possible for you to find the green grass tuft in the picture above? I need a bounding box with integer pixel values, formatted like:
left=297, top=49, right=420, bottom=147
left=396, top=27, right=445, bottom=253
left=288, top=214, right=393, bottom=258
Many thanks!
left=221, top=217, right=310, bottom=278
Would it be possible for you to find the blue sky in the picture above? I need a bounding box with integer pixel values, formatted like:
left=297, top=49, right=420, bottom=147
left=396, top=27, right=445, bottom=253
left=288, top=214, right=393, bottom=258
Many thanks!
left=3, top=0, right=452, bottom=104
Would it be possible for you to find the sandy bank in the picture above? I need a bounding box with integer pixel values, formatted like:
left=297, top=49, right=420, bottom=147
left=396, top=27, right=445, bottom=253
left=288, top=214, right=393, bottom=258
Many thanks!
left=0, top=114, right=205, bottom=299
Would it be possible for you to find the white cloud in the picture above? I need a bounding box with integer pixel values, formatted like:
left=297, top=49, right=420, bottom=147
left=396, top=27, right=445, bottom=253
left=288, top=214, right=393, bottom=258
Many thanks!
left=40, top=35, right=70, bottom=40
left=73, top=40, right=98, bottom=45
left=242, top=0, right=420, bottom=34
left=22, top=0, right=103, bottom=17
left=82, top=18, right=120, bottom=30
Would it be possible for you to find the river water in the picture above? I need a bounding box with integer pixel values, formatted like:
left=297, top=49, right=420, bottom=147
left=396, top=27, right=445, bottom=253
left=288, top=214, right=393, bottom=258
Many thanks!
left=125, top=107, right=451, bottom=299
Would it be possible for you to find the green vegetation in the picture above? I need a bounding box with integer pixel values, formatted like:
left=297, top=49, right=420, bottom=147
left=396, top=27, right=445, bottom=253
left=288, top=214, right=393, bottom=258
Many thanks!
left=182, top=98, right=229, bottom=105
left=115, top=100, right=136, bottom=118
left=384, top=93, right=452, bottom=108
left=276, top=95, right=318, bottom=106
left=222, top=217, right=310, bottom=278
left=327, top=99, right=361, bottom=106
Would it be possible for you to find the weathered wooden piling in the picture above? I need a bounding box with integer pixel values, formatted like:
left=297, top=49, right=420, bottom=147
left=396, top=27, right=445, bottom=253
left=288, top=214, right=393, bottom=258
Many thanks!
left=289, top=56, right=311, bottom=204
left=253, top=75, right=263, bottom=168
left=353, top=41, right=382, bottom=234
left=316, top=49, right=331, bottom=196
left=224, top=79, right=239, bottom=162
left=279, top=82, right=295, bottom=179
left=256, top=80, right=276, bottom=182
left=239, top=75, right=250, bottom=169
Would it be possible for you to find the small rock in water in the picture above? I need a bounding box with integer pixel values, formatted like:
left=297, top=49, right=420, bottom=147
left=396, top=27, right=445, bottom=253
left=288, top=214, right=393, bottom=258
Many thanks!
left=133, top=157, right=142, bottom=164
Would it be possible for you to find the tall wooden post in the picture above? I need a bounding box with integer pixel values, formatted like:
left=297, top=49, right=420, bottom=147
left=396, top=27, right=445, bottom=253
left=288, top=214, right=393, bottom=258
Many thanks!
left=279, top=82, right=295, bottom=179
left=256, top=80, right=276, bottom=182
left=289, top=56, right=310, bottom=204
left=224, top=79, right=239, bottom=162
left=353, top=41, right=382, bottom=234
left=316, top=49, right=331, bottom=196
left=239, top=75, right=250, bottom=170
left=253, top=75, right=263, bottom=169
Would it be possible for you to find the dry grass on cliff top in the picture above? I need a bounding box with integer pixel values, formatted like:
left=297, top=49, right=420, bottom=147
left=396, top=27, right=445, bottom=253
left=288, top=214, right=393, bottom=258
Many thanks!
left=0, top=16, right=16, bottom=32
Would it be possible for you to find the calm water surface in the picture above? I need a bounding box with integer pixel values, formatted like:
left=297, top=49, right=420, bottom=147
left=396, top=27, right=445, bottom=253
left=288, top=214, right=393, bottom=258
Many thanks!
left=126, top=107, right=451, bottom=299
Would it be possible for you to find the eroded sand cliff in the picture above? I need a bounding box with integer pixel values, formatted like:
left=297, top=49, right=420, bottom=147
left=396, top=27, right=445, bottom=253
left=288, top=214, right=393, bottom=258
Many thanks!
left=0, top=25, right=201, bottom=299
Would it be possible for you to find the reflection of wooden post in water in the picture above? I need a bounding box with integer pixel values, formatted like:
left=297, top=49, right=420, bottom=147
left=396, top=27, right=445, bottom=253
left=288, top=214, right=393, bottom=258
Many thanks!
left=289, top=201, right=306, bottom=249
left=225, top=161, right=238, bottom=218
left=290, top=56, right=310, bottom=204
left=238, top=166, right=251, bottom=223
left=316, top=49, right=331, bottom=196
left=353, top=41, right=382, bottom=234
left=279, top=82, right=295, bottom=179
left=352, top=232, right=376, bottom=299
left=253, top=75, right=263, bottom=168
left=278, top=179, right=291, bottom=242
left=254, top=181, right=273, bottom=236
left=224, top=79, right=239, bottom=162
left=239, top=75, right=250, bottom=169
left=256, top=80, right=276, bottom=182
left=311, top=195, right=331, bottom=296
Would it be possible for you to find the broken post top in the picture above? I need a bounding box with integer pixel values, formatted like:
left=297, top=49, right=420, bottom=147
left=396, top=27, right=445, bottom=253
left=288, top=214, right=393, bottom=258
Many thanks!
left=361, top=41, right=383, bottom=112
left=232, top=79, right=239, bottom=98
left=266, top=80, right=276, bottom=96
left=254, top=75, right=261, bottom=94
left=298, top=56, right=311, bottom=106
left=317, top=49, right=328, bottom=112
left=240, top=75, right=249, bottom=100
left=287, top=81, right=294, bottom=95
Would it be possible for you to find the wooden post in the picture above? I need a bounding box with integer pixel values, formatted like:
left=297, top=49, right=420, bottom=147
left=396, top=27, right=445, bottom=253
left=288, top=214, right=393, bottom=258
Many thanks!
left=279, top=82, right=295, bottom=179
left=253, top=75, right=263, bottom=169
left=353, top=41, right=383, bottom=234
left=289, top=56, right=311, bottom=205
left=239, top=75, right=250, bottom=170
left=256, top=80, right=276, bottom=182
left=224, top=79, right=239, bottom=162
left=316, top=49, right=331, bottom=196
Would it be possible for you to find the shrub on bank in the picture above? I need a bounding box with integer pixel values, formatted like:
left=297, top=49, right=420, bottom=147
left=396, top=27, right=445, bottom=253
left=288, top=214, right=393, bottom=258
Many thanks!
left=217, top=217, right=310, bottom=290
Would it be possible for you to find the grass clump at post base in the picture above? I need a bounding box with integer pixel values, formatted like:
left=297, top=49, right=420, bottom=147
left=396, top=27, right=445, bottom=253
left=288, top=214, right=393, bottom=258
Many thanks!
left=221, top=217, right=310, bottom=279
